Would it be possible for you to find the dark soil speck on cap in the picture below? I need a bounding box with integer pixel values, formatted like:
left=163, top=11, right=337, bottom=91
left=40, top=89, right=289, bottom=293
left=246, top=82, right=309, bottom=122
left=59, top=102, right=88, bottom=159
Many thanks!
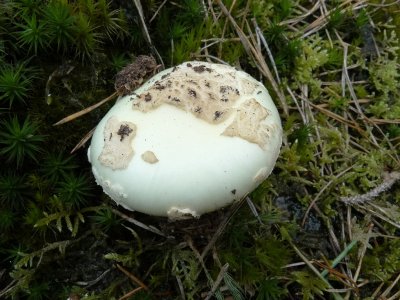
left=214, top=111, right=223, bottom=120
left=117, top=124, right=133, bottom=141
left=193, top=65, right=212, bottom=73
left=144, top=93, right=152, bottom=102
left=188, top=89, right=197, bottom=98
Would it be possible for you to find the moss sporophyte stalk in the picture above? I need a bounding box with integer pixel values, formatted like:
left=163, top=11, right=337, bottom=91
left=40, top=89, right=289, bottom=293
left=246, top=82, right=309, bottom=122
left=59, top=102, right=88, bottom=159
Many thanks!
left=0, top=0, right=400, bottom=299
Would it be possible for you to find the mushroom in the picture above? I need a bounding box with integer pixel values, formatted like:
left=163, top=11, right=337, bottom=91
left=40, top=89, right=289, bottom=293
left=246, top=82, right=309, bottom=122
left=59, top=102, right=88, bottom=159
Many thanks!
left=88, top=61, right=282, bottom=220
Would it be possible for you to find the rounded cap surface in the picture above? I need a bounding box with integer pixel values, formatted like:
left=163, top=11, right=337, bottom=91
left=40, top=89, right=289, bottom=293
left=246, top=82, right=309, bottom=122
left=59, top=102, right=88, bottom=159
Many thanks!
left=88, top=61, right=282, bottom=219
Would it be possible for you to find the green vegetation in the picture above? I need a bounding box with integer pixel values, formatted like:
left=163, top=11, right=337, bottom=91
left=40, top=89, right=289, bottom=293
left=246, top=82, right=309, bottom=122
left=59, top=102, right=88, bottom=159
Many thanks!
left=0, top=116, right=45, bottom=167
left=40, top=151, right=79, bottom=183
left=0, top=172, right=30, bottom=209
left=0, top=62, right=37, bottom=108
left=1, top=0, right=399, bottom=299
left=56, top=172, right=93, bottom=209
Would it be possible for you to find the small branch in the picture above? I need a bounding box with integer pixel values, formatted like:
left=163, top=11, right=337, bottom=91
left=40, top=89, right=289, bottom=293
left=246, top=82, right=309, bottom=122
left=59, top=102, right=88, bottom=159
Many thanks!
left=116, top=263, right=148, bottom=291
left=118, top=287, right=144, bottom=300
left=340, top=172, right=400, bottom=205
left=204, top=264, right=229, bottom=300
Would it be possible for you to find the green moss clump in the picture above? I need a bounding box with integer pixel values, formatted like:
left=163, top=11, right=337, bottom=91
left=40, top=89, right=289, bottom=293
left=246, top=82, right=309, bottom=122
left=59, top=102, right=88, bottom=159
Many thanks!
left=1, top=0, right=400, bottom=299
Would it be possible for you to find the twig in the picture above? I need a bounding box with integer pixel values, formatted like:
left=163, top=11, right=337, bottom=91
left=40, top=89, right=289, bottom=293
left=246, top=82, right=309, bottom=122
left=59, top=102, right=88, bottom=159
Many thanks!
left=200, top=0, right=208, bottom=19
left=341, top=43, right=367, bottom=120
left=337, top=32, right=390, bottom=153
left=340, top=172, right=400, bottom=205
left=115, top=263, right=148, bottom=291
left=119, top=287, right=143, bottom=300
left=204, top=264, right=229, bottom=300
left=381, top=273, right=400, bottom=299
left=367, top=118, right=400, bottom=125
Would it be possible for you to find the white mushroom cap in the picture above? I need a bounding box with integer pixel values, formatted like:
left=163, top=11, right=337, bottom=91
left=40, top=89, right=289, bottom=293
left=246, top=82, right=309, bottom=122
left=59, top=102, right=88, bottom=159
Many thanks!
left=88, top=61, right=282, bottom=220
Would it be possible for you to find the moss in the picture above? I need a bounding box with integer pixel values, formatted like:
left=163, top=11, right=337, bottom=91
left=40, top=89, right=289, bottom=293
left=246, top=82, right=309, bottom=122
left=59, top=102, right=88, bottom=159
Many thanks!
left=294, top=36, right=329, bottom=85
left=362, top=239, right=400, bottom=282
left=1, top=0, right=400, bottom=299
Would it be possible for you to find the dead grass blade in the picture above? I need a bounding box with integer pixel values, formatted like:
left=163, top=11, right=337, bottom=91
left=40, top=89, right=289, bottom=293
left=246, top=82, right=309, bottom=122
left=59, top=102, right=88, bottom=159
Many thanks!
left=201, top=197, right=245, bottom=260
left=215, top=0, right=289, bottom=116
left=116, top=263, right=148, bottom=291
left=204, top=263, right=229, bottom=300
left=111, top=208, right=171, bottom=238
left=53, top=91, right=118, bottom=126
left=132, top=0, right=164, bottom=69
left=303, top=166, right=354, bottom=226
left=118, top=287, right=144, bottom=300
left=281, top=227, right=344, bottom=300
left=70, top=127, right=96, bottom=153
